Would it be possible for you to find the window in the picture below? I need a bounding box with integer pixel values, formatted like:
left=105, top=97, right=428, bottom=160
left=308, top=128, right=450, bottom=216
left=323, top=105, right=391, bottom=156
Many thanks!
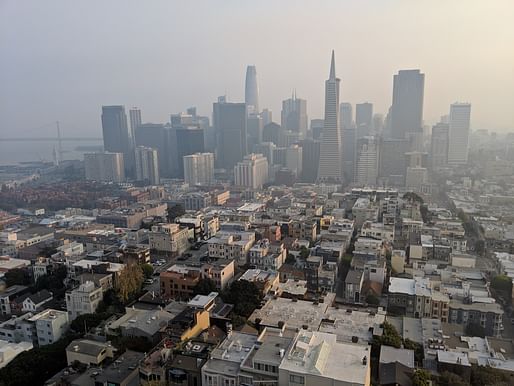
left=289, top=374, right=305, bottom=384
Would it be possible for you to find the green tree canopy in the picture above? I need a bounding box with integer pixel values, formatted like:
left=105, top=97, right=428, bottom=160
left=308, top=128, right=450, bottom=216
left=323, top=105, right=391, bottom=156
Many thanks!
left=491, top=275, right=512, bottom=294
left=4, top=268, right=31, bottom=287
left=141, top=263, right=154, bottom=279
left=193, top=278, right=217, bottom=296
left=412, top=369, right=431, bottom=386
left=221, top=280, right=263, bottom=318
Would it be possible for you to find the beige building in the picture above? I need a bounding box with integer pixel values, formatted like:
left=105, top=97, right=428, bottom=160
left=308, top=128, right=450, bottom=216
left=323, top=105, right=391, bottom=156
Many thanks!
left=66, top=281, right=103, bottom=321
left=234, top=153, right=268, bottom=189
left=208, top=231, right=255, bottom=266
left=149, top=223, right=190, bottom=256
left=183, top=152, right=214, bottom=185
left=66, top=339, right=115, bottom=366
left=84, top=152, right=125, bottom=182
left=278, top=330, right=371, bottom=386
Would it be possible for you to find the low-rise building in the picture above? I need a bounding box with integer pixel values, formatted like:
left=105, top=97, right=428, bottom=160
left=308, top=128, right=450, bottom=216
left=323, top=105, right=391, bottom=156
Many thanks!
left=29, top=309, right=69, bottom=346
left=66, top=339, right=115, bottom=366
left=66, top=281, right=103, bottom=321
left=208, top=231, right=255, bottom=266
left=149, top=223, right=190, bottom=256
left=278, top=330, right=371, bottom=386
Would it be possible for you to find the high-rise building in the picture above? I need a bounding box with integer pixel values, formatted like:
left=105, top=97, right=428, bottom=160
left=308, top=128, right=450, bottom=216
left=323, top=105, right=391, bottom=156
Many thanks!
left=448, top=103, right=472, bottom=165
left=356, top=102, right=373, bottom=137
left=134, top=123, right=170, bottom=177
left=234, top=154, right=268, bottom=189
left=430, top=122, right=449, bottom=169
left=254, top=142, right=276, bottom=167
left=310, top=119, right=324, bottom=140
left=129, top=107, right=142, bottom=133
left=84, top=152, right=125, bottom=182
left=390, top=70, right=425, bottom=139
left=298, top=139, right=320, bottom=183
left=373, top=114, right=384, bottom=134
left=101, top=105, right=134, bottom=176
left=247, top=114, right=263, bottom=151
left=354, top=136, right=379, bottom=187
left=262, top=122, right=283, bottom=146
left=261, top=109, right=273, bottom=126
left=175, top=127, right=205, bottom=178
left=245, top=65, right=259, bottom=115
left=213, top=100, right=247, bottom=170
left=285, top=144, right=303, bottom=177
left=378, top=138, right=409, bottom=186
left=339, top=103, right=353, bottom=130
left=317, top=51, right=342, bottom=183
left=342, top=127, right=356, bottom=183
left=183, top=153, right=214, bottom=185
left=135, top=146, right=160, bottom=185
left=281, top=92, right=308, bottom=137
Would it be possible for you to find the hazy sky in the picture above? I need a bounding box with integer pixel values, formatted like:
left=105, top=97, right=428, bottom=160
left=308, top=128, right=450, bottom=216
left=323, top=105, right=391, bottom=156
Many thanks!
left=1, top=0, right=513, bottom=138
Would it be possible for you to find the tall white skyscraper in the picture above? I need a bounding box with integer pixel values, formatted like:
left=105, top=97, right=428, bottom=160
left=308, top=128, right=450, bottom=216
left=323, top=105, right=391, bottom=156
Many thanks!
left=448, top=102, right=471, bottom=165
left=84, top=152, right=125, bottom=183
left=354, top=136, right=379, bottom=187
left=245, top=65, right=259, bottom=114
left=135, top=146, right=160, bottom=185
left=129, top=107, right=142, bottom=133
left=339, top=102, right=353, bottom=130
left=234, top=153, right=268, bottom=189
left=317, top=51, right=342, bottom=183
left=183, top=152, right=214, bottom=185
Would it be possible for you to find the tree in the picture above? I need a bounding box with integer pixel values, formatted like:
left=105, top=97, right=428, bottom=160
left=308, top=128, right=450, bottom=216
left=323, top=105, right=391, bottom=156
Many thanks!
left=116, top=263, right=144, bottom=303
left=404, top=338, right=424, bottom=364
left=285, top=254, right=296, bottom=264
left=167, top=204, right=185, bottom=222
left=491, top=275, right=512, bottom=294
left=4, top=268, right=31, bottom=287
left=365, top=293, right=380, bottom=305
left=193, top=278, right=217, bottom=296
left=221, top=280, right=263, bottom=318
left=70, top=312, right=112, bottom=333
left=465, top=322, right=486, bottom=338
left=299, top=246, right=310, bottom=259
left=471, top=364, right=512, bottom=386
left=141, top=263, right=154, bottom=279
left=373, top=322, right=402, bottom=349
left=403, top=192, right=424, bottom=204
left=412, top=369, right=431, bottom=386
left=436, top=371, right=468, bottom=386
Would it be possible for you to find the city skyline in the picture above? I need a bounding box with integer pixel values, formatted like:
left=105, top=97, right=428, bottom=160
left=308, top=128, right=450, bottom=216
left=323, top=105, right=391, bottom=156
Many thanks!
left=1, top=0, right=514, bottom=138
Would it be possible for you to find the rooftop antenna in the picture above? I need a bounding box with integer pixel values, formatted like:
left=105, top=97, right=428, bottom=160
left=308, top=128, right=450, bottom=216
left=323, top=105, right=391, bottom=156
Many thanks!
left=56, top=121, right=63, bottom=165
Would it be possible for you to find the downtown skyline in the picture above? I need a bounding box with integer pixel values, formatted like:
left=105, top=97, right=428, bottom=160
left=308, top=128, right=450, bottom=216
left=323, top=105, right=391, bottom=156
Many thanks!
left=1, top=0, right=514, bottom=138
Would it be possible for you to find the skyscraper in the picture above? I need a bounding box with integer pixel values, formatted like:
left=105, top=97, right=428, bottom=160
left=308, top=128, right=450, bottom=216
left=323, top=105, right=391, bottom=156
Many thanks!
left=261, top=109, right=273, bottom=126
left=176, top=127, right=205, bottom=178
left=448, top=103, right=472, bottom=165
left=213, top=100, right=247, bottom=170
left=281, top=92, right=308, bottom=137
left=356, top=102, right=373, bottom=137
left=234, top=154, right=268, bottom=189
left=135, top=123, right=172, bottom=178
left=84, top=152, right=125, bottom=183
left=354, top=136, right=379, bottom=187
left=298, top=139, right=320, bottom=183
left=247, top=114, right=264, bottom=151
left=317, top=51, right=342, bottom=183
left=183, top=153, right=214, bottom=185
left=430, top=122, right=449, bottom=169
left=378, top=138, right=409, bottom=186
left=245, top=65, right=259, bottom=114
left=339, top=103, right=353, bottom=131
left=101, top=105, right=134, bottom=176
left=129, top=107, right=142, bottom=133
left=390, top=70, right=425, bottom=139
left=135, top=146, right=160, bottom=185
